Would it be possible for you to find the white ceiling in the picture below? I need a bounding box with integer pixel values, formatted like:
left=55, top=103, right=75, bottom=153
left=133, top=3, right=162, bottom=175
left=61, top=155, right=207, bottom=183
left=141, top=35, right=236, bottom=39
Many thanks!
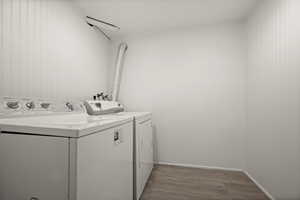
left=76, top=0, right=258, bottom=36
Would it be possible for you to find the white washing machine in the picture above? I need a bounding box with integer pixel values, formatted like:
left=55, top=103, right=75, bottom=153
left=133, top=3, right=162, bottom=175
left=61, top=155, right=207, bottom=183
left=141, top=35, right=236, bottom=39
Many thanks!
left=0, top=98, right=135, bottom=200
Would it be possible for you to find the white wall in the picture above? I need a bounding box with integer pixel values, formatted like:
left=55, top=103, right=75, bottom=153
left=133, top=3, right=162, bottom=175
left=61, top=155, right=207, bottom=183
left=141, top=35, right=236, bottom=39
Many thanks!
left=247, top=0, right=300, bottom=199
left=0, top=0, right=112, bottom=101
left=119, top=23, right=247, bottom=169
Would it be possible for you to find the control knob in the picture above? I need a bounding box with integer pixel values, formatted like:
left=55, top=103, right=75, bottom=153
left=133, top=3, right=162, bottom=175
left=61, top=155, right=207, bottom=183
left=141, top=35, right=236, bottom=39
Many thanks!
left=25, top=101, right=35, bottom=110
left=6, top=101, right=19, bottom=109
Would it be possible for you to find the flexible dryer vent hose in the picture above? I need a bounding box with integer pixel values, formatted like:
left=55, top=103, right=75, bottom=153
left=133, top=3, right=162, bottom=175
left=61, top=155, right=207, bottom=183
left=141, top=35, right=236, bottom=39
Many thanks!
left=112, top=43, right=128, bottom=101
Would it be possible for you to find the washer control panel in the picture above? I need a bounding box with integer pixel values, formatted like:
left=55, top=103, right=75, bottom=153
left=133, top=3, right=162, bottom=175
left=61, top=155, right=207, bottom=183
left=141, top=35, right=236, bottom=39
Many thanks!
left=84, top=100, right=124, bottom=115
left=0, top=97, right=85, bottom=118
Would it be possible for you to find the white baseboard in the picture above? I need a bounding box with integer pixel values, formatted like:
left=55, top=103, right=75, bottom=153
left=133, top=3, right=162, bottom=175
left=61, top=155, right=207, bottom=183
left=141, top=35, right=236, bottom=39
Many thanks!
left=243, top=171, right=275, bottom=200
left=156, top=161, right=275, bottom=200
left=156, top=161, right=243, bottom=172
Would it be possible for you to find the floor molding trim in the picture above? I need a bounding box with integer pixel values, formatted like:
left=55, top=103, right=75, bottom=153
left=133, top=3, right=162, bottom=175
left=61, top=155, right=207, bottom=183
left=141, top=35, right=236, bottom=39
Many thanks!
left=156, top=161, right=243, bottom=172
left=243, top=171, right=275, bottom=200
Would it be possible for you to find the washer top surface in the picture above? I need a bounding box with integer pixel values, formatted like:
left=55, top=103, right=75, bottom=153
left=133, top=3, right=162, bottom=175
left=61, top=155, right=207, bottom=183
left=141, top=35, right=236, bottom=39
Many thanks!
left=0, top=113, right=133, bottom=138
left=0, top=97, right=135, bottom=138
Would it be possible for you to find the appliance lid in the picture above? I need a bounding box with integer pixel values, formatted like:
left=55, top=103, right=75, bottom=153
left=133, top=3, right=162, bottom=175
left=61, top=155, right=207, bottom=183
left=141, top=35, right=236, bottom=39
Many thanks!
left=0, top=113, right=133, bottom=138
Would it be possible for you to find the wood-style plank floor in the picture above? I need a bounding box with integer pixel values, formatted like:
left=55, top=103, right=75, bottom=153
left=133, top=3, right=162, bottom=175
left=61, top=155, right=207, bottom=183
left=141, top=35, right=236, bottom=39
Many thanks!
left=140, top=165, right=270, bottom=200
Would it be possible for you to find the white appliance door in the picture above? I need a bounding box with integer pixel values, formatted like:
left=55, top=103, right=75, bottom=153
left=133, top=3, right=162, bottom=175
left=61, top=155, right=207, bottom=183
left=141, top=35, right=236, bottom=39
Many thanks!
left=0, top=133, right=69, bottom=200
left=136, top=119, right=153, bottom=199
left=77, top=122, right=133, bottom=200
left=143, top=120, right=154, bottom=184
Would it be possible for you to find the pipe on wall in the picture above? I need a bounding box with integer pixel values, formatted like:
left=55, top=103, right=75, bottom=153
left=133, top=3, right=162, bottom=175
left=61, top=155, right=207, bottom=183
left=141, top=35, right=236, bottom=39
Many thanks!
left=112, top=43, right=128, bottom=101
